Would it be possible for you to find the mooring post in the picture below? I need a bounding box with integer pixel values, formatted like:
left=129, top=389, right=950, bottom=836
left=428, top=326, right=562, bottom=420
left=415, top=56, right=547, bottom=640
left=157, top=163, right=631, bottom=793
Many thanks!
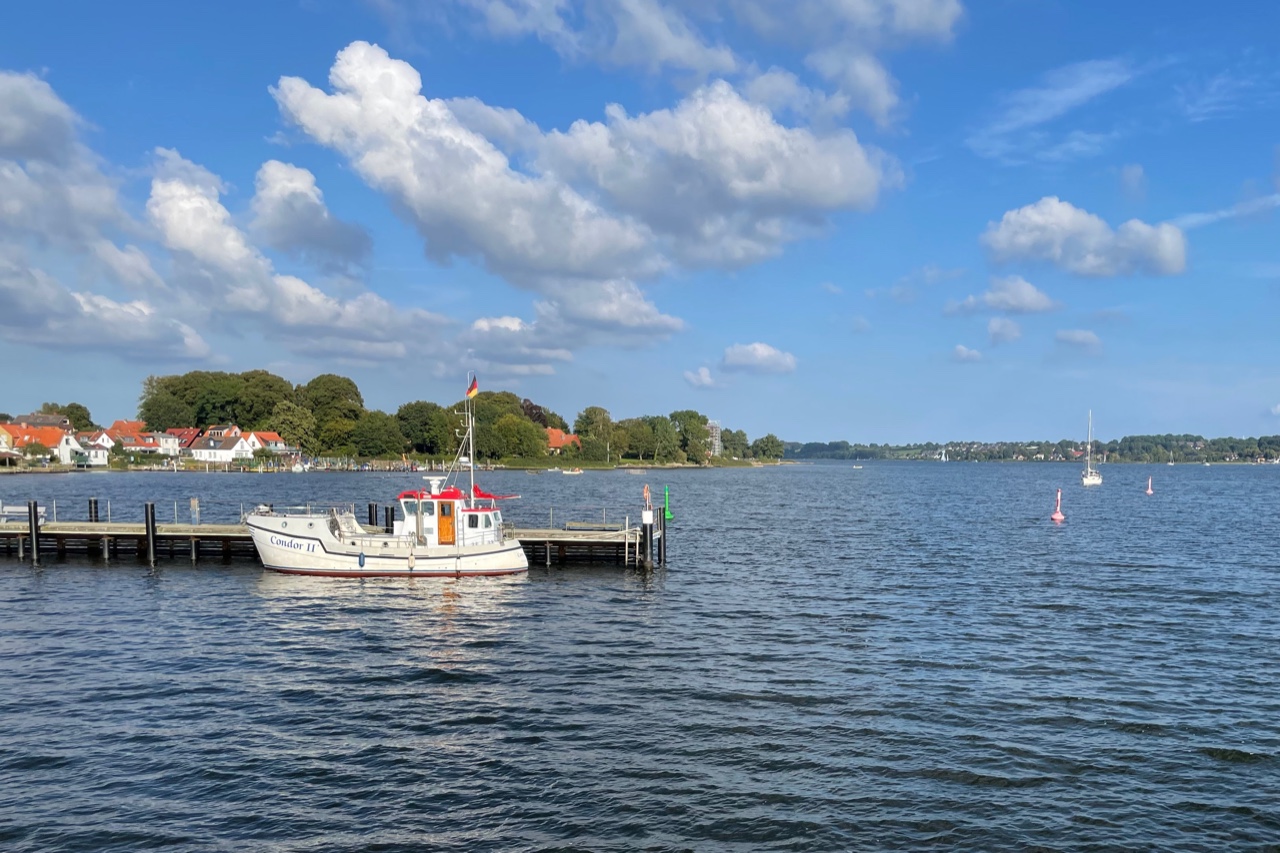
left=368, top=503, right=378, bottom=527
left=641, top=507, right=654, bottom=570
left=88, top=497, right=99, bottom=523
left=144, top=502, right=157, bottom=567
left=383, top=505, right=395, bottom=534
left=28, top=501, right=41, bottom=567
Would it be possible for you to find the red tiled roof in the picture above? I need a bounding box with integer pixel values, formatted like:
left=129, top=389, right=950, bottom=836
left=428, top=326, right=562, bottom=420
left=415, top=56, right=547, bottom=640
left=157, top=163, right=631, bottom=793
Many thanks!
left=545, top=428, right=581, bottom=450
left=0, top=425, right=71, bottom=449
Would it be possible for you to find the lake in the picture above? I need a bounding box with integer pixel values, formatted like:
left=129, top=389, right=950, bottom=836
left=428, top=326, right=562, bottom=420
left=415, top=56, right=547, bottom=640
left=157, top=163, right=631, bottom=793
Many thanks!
left=1, top=462, right=1278, bottom=850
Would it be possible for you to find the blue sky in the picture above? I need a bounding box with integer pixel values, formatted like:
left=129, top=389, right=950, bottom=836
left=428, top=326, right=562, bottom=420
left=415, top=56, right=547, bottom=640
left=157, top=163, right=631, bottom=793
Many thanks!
left=1, top=0, right=1277, bottom=443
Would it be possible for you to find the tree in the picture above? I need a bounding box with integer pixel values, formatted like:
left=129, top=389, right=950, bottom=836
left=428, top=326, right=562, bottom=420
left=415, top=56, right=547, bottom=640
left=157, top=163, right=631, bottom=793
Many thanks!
left=491, top=413, right=548, bottom=458
left=194, top=375, right=245, bottom=426
left=237, top=370, right=295, bottom=429
left=397, top=401, right=455, bottom=455
left=751, top=433, right=785, bottom=459
left=721, top=428, right=750, bottom=459
left=301, top=374, right=365, bottom=428
left=573, top=406, right=613, bottom=442
left=619, top=418, right=654, bottom=460
left=252, top=447, right=275, bottom=468
left=669, top=409, right=710, bottom=463
left=648, top=416, right=682, bottom=463
left=318, top=417, right=358, bottom=455
left=23, top=442, right=51, bottom=458
left=352, top=411, right=406, bottom=458
left=0, top=413, right=9, bottom=423
left=138, top=390, right=196, bottom=433
left=40, top=402, right=96, bottom=431
left=267, top=400, right=317, bottom=455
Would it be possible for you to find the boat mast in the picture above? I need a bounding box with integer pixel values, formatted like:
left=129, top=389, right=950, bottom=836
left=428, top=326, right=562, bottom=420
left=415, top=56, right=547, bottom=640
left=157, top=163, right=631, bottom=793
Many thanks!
left=467, top=371, right=476, bottom=501
left=1086, top=410, right=1092, bottom=473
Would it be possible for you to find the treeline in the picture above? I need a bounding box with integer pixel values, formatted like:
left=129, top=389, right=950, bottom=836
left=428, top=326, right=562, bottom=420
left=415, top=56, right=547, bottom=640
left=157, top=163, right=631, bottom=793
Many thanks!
left=136, top=370, right=785, bottom=462
left=785, top=434, right=1280, bottom=463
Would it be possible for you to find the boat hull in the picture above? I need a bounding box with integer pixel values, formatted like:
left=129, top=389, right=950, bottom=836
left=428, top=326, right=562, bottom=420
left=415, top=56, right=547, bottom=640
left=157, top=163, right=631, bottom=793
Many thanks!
left=246, top=514, right=529, bottom=577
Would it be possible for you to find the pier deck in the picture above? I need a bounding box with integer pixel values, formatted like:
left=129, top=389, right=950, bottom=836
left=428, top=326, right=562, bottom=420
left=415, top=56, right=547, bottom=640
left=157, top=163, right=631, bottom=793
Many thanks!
left=0, top=518, right=664, bottom=568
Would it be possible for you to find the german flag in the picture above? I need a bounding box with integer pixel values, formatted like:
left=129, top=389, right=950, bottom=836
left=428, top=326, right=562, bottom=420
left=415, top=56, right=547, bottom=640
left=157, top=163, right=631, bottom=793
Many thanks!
left=466, top=376, right=479, bottom=398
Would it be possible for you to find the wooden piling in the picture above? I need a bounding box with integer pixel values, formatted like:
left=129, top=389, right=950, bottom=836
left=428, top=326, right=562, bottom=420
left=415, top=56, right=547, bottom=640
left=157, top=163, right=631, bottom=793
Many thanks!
left=144, top=502, right=157, bottom=567
left=28, top=501, right=40, bottom=567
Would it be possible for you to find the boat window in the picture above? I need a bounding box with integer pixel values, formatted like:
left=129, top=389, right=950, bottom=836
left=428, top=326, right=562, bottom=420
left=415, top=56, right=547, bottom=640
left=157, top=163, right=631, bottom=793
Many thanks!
left=483, top=515, right=492, bottom=529
left=402, top=499, right=418, bottom=515
left=467, top=513, right=479, bottom=529
left=421, top=501, right=435, bottom=517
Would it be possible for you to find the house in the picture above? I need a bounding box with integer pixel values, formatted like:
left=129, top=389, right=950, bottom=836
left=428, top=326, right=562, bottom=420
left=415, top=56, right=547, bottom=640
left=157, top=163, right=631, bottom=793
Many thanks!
left=166, top=427, right=202, bottom=449
left=78, top=430, right=114, bottom=450
left=244, top=431, right=289, bottom=453
left=0, top=425, right=84, bottom=464
left=545, top=428, right=581, bottom=454
left=204, top=424, right=242, bottom=440
left=189, top=434, right=253, bottom=464
left=112, top=432, right=162, bottom=454
left=153, top=433, right=181, bottom=456
left=108, top=419, right=148, bottom=435
left=11, top=413, right=72, bottom=429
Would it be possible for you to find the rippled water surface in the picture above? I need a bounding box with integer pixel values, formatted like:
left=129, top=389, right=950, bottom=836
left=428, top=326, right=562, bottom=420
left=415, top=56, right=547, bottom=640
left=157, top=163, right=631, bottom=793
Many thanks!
left=1, top=463, right=1279, bottom=851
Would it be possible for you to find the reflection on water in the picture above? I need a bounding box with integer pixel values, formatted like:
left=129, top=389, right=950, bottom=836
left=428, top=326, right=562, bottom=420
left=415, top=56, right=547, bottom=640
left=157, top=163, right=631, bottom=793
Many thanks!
left=1, top=463, right=1278, bottom=851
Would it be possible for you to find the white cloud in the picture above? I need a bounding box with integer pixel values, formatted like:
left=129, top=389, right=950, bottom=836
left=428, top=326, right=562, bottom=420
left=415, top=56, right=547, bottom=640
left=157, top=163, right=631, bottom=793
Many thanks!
left=0, top=71, right=79, bottom=164
left=805, top=49, right=899, bottom=126
left=820, top=281, right=842, bottom=294
left=1120, top=163, right=1146, bottom=201
left=946, top=275, right=1057, bottom=315
left=147, top=148, right=447, bottom=356
left=851, top=315, right=870, bottom=333
left=1272, top=403, right=1280, bottom=416
left=967, top=59, right=1134, bottom=162
left=1055, top=328, right=1101, bottom=350
left=982, top=196, right=1186, bottom=276
left=987, top=317, right=1020, bottom=344
left=1171, top=193, right=1280, bottom=230
left=743, top=68, right=851, bottom=123
left=250, top=160, right=372, bottom=269
left=951, top=344, right=981, bottom=362
left=0, top=249, right=208, bottom=360
left=683, top=366, right=716, bottom=387
left=721, top=341, right=797, bottom=373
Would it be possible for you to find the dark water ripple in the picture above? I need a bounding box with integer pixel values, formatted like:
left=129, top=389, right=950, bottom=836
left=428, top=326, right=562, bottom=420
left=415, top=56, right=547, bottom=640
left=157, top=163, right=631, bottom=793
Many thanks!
left=1, top=463, right=1279, bottom=850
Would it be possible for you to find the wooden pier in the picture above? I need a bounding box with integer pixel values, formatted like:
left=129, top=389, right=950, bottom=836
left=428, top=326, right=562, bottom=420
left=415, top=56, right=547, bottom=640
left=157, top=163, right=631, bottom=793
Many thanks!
left=0, top=500, right=667, bottom=570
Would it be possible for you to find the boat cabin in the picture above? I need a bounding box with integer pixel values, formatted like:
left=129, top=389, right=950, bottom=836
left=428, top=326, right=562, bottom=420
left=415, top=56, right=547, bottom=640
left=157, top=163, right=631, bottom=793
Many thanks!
left=393, top=478, right=507, bottom=548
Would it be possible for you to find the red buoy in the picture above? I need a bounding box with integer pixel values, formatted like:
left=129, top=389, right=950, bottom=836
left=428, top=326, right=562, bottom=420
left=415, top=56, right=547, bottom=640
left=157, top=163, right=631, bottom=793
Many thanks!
left=1050, top=488, right=1065, bottom=523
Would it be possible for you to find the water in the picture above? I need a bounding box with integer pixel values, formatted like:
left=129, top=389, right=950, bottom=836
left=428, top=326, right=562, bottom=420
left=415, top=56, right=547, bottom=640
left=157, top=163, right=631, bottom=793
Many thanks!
left=1, top=463, right=1279, bottom=851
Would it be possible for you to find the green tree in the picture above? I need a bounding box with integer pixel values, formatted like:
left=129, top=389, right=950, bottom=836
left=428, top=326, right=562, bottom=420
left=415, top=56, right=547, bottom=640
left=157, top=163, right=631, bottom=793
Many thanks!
left=0, top=413, right=9, bottom=422
left=491, top=413, right=548, bottom=458
left=301, top=374, right=365, bottom=428
left=573, top=406, right=613, bottom=442
left=40, top=402, right=97, bottom=431
left=669, top=409, right=710, bottom=463
left=352, top=411, right=406, bottom=458
left=397, top=401, right=455, bottom=455
left=194, top=375, right=245, bottom=426
left=237, top=370, right=295, bottom=429
left=520, top=398, right=568, bottom=431
left=23, top=442, right=51, bottom=458
left=751, top=433, right=785, bottom=459
left=318, top=417, right=358, bottom=455
left=138, top=390, right=196, bottom=433
left=649, top=416, right=682, bottom=463
left=721, top=428, right=750, bottom=459
left=619, top=418, right=655, bottom=460
left=252, top=446, right=275, bottom=468
left=267, top=400, right=317, bottom=455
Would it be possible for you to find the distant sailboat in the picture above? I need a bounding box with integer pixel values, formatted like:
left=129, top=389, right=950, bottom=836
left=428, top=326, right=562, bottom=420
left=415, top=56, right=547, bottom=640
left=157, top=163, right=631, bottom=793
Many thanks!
left=1081, top=410, right=1103, bottom=487
left=940, top=446, right=948, bottom=462
left=1146, top=476, right=1153, bottom=496
left=1167, top=449, right=1174, bottom=466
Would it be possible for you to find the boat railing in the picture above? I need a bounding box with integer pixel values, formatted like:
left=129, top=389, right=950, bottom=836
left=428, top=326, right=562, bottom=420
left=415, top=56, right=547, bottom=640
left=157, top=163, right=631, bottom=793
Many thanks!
left=240, top=503, right=357, bottom=522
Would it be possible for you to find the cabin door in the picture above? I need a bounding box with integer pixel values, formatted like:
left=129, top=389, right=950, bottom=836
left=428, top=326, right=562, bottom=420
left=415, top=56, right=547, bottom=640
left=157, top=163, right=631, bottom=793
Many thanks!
left=438, top=502, right=455, bottom=545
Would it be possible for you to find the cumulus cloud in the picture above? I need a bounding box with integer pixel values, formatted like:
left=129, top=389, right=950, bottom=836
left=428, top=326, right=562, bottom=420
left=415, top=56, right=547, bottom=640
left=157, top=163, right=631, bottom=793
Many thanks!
left=0, top=71, right=79, bottom=164
left=147, top=147, right=446, bottom=358
left=982, top=196, right=1186, bottom=276
left=0, top=249, right=207, bottom=359
left=951, top=344, right=981, bottom=362
left=250, top=160, right=372, bottom=270
left=1055, top=328, right=1101, bottom=350
left=947, top=275, right=1057, bottom=314
left=987, top=317, right=1020, bottom=344
left=721, top=341, right=797, bottom=374
left=684, top=366, right=716, bottom=387
left=400, top=1, right=962, bottom=125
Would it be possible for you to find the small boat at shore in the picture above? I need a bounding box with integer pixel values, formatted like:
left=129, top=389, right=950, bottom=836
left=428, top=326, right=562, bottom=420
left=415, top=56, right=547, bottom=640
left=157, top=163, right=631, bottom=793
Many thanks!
left=244, top=376, right=528, bottom=578
left=562, top=467, right=583, bottom=475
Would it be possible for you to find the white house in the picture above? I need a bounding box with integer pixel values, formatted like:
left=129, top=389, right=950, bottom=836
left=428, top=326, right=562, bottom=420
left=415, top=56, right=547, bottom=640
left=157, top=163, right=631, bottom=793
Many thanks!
left=153, top=433, right=181, bottom=456
left=244, top=431, right=289, bottom=453
left=53, top=433, right=85, bottom=465
left=79, top=446, right=110, bottom=467
left=190, top=434, right=253, bottom=464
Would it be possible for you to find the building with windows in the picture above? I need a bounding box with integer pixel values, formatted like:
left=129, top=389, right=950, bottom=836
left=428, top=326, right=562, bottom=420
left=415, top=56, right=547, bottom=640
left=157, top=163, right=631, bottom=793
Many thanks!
left=707, top=420, right=723, bottom=457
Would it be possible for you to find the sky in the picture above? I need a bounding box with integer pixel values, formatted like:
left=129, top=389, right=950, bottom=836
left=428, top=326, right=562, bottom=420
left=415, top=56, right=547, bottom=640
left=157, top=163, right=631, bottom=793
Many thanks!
left=1, top=0, right=1278, bottom=444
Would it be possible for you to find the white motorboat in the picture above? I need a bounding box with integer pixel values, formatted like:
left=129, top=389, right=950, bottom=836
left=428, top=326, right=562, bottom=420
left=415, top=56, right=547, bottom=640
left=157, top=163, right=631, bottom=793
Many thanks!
left=244, top=377, right=528, bottom=578
left=1081, top=410, right=1103, bottom=487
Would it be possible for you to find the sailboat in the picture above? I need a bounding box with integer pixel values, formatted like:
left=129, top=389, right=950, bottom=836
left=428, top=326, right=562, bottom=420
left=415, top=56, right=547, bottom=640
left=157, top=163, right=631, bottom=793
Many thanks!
left=1167, top=449, right=1174, bottom=466
left=1081, top=410, right=1103, bottom=486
